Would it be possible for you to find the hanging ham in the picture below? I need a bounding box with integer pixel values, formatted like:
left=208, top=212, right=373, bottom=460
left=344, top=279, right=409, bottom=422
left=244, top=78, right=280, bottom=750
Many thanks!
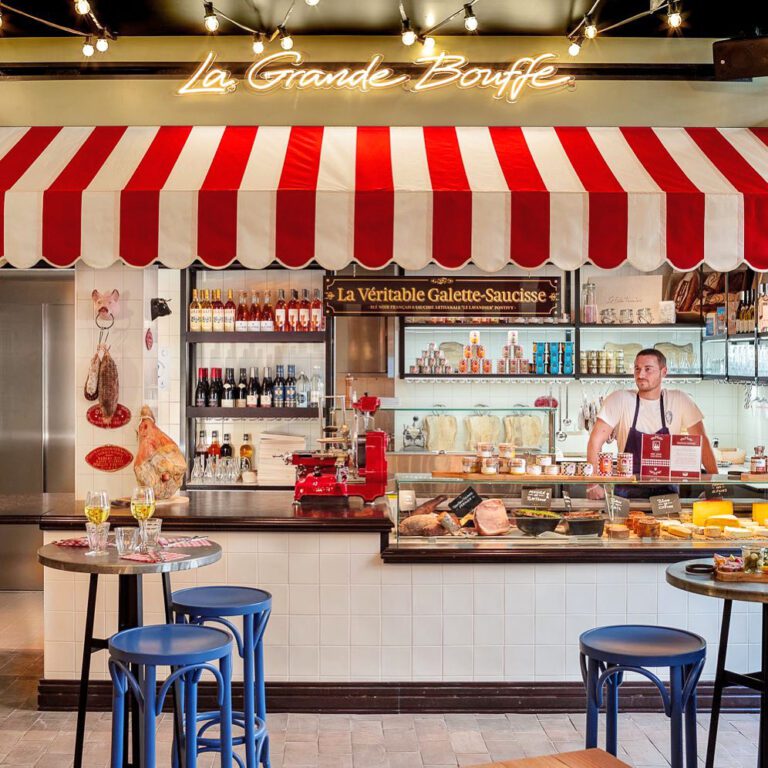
left=134, top=405, right=187, bottom=499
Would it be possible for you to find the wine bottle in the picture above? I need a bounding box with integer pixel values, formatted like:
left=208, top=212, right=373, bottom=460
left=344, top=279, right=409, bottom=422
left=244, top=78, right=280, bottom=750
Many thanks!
left=758, top=284, right=768, bottom=333
left=236, top=367, right=248, bottom=407
left=275, top=289, right=287, bottom=332
left=235, top=291, right=250, bottom=332
left=309, top=366, right=323, bottom=408
left=194, top=430, right=208, bottom=458
left=224, top=288, right=236, bottom=332
left=299, top=289, right=311, bottom=331
left=261, top=291, right=275, bottom=332
left=220, top=433, right=233, bottom=458
left=248, top=290, right=261, bottom=332
left=222, top=367, right=236, bottom=408
left=212, top=289, right=225, bottom=332
left=189, top=288, right=202, bottom=332
left=296, top=370, right=309, bottom=407
left=285, top=364, right=297, bottom=407
left=247, top=366, right=261, bottom=407
left=273, top=365, right=286, bottom=408
left=201, top=289, right=213, bottom=332
left=209, top=368, right=222, bottom=408
left=310, top=288, right=324, bottom=331
left=260, top=367, right=273, bottom=408
left=195, top=367, right=210, bottom=407
left=287, top=289, right=299, bottom=331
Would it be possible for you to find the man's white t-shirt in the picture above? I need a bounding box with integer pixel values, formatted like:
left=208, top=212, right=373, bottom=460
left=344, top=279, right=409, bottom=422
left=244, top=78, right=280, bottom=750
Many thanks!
left=597, top=389, right=704, bottom=452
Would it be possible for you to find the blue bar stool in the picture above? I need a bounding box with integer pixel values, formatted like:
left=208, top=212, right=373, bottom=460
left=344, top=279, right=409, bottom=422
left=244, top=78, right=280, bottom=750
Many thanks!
left=172, top=585, right=272, bottom=768
left=580, top=625, right=706, bottom=768
left=109, top=624, right=233, bottom=768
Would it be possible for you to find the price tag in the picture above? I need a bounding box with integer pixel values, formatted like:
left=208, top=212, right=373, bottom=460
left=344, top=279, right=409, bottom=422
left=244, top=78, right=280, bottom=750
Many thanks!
left=710, top=483, right=729, bottom=499
left=522, top=487, right=552, bottom=509
left=605, top=495, right=630, bottom=518
left=448, top=486, right=483, bottom=516
left=650, top=493, right=681, bottom=517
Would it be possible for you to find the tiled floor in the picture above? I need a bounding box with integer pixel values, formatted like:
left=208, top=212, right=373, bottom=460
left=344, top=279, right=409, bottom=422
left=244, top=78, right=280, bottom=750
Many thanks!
left=0, top=591, right=760, bottom=767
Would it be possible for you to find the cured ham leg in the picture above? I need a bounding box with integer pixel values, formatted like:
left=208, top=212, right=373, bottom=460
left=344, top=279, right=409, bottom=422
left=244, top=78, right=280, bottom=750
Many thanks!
left=134, top=405, right=187, bottom=499
left=474, top=498, right=511, bottom=536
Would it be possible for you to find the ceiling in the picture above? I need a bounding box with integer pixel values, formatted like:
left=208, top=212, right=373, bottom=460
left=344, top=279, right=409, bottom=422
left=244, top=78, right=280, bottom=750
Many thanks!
left=4, top=0, right=767, bottom=40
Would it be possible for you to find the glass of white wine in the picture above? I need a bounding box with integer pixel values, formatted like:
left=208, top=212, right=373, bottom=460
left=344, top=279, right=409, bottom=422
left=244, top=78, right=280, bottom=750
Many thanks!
left=131, top=486, right=156, bottom=553
left=84, top=490, right=110, bottom=556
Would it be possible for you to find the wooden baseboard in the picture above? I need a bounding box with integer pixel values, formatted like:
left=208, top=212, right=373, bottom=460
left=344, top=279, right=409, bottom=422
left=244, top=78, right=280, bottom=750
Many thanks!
left=38, top=679, right=758, bottom=714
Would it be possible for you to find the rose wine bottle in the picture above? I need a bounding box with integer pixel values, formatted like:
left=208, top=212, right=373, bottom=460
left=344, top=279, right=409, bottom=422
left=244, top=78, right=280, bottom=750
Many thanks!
left=299, top=289, right=311, bottom=331
left=275, top=289, right=287, bottom=332
left=248, top=290, right=261, bottom=332
left=235, top=291, right=250, bottom=332
left=310, top=288, right=324, bottom=331
left=261, top=291, right=275, bottom=332
left=223, top=288, right=236, bottom=332
left=287, top=289, right=299, bottom=332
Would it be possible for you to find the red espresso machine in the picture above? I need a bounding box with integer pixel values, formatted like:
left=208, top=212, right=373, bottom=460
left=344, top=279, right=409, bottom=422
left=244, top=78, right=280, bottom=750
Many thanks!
left=289, top=393, right=388, bottom=504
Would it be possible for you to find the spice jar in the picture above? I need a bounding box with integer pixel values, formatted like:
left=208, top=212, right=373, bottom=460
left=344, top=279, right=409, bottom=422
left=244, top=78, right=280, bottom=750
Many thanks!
left=509, top=458, right=527, bottom=474
left=462, top=456, right=479, bottom=474
left=476, top=442, right=494, bottom=458
left=480, top=457, right=499, bottom=475
left=498, top=443, right=515, bottom=459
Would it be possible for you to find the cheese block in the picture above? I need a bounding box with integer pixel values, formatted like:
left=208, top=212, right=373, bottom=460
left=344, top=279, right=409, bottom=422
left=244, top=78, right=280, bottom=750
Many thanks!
left=665, top=524, right=693, bottom=539
left=692, top=500, right=735, bottom=527
left=704, top=526, right=722, bottom=538
left=753, top=503, right=768, bottom=526
left=706, top=514, right=740, bottom=530
left=724, top=526, right=750, bottom=539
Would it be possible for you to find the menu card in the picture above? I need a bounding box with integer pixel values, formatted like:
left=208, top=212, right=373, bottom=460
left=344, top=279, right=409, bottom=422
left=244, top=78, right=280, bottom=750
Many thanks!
left=670, top=434, right=702, bottom=480
left=640, top=434, right=671, bottom=480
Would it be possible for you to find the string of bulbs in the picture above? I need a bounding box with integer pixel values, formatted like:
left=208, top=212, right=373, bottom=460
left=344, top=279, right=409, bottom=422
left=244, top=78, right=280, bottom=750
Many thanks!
left=567, top=0, right=683, bottom=57
left=0, top=0, right=115, bottom=57
left=201, top=0, right=482, bottom=55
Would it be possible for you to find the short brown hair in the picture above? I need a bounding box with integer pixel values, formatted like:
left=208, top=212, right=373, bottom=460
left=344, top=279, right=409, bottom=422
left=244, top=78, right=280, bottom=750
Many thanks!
left=635, top=349, right=667, bottom=368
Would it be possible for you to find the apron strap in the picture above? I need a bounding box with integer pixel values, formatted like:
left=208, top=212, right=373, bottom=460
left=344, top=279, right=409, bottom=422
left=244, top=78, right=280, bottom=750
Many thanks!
left=631, top=394, right=641, bottom=430
left=659, top=391, right=666, bottom=428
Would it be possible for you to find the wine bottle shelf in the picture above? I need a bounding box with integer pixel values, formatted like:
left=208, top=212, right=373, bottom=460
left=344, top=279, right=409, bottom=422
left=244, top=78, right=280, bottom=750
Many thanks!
left=186, top=332, right=326, bottom=344
left=188, top=407, right=319, bottom=419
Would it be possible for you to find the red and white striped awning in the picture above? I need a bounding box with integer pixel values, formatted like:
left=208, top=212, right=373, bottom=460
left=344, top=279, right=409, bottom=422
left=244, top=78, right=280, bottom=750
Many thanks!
left=0, top=125, right=767, bottom=272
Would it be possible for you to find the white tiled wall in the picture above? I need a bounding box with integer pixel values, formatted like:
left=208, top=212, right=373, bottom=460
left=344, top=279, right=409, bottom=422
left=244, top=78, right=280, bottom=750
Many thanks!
left=43, top=531, right=760, bottom=684
left=75, top=263, right=158, bottom=499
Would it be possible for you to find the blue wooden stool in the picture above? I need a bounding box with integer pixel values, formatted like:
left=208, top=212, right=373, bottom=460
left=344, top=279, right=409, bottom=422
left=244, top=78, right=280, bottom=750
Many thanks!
left=172, top=585, right=272, bottom=768
left=580, top=625, right=706, bottom=768
left=109, top=624, right=233, bottom=768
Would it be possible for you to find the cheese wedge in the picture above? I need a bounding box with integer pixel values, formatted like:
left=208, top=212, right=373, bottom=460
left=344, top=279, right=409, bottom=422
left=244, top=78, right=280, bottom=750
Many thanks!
left=704, top=526, right=722, bottom=538
left=692, top=500, right=735, bottom=527
left=706, top=514, right=740, bottom=530
left=666, top=524, right=693, bottom=539
left=724, top=526, right=750, bottom=539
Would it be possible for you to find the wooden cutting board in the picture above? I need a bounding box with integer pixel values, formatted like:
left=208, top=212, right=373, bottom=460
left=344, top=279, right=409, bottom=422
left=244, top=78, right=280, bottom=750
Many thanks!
left=741, top=473, right=768, bottom=482
left=112, top=495, right=190, bottom=508
left=430, top=471, right=635, bottom=482
left=715, top=569, right=768, bottom=583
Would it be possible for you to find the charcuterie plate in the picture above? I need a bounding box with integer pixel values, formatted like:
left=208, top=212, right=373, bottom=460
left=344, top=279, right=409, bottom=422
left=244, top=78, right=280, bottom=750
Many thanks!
left=87, top=403, right=131, bottom=429
left=85, top=445, right=134, bottom=472
left=714, top=569, right=768, bottom=583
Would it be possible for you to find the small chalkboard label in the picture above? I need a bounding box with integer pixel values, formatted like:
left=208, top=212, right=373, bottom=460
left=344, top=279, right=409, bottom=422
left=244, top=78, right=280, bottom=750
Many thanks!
left=448, top=486, right=483, bottom=515
left=710, top=483, right=729, bottom=499
left=650, top=493, right=681, bottom=517
left=605, top=495, right=630, bottom=518
left=522, top=487, right=552, bottom=509
left=562, top=489, right=572, bottom=513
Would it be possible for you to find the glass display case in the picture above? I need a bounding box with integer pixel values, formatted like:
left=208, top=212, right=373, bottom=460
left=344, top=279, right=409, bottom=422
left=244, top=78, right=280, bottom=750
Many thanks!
left=391, top=473, right=768, bottom=553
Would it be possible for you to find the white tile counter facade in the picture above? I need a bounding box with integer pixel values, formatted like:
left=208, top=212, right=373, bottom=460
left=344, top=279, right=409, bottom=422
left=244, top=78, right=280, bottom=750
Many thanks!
left=42, top=531, right=762, bottom=686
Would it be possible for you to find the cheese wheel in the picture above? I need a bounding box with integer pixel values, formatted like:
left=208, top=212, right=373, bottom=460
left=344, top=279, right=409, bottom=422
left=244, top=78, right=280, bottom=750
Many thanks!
left=706, top=514, right=740, bottom=530
left=692, top=500, right=734, bottom=527
left=753, top=503, right=768, bottom=526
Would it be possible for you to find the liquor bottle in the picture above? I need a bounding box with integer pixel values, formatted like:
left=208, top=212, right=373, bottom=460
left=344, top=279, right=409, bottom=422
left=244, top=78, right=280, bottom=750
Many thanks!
left=212, top=289, right=225, bottom=332
left=260, top=367, right=273, bottom=408
left=201, top=289, right=213, bottom=332
left=287, top=289, right=299, bottom=331
left=224, top=288, right=236, bottom=332
left=194, top=367, right=210, bottom=407
left=222, top=367, right=236, bottom=407
left=261, top=291, right=275, bottom=332
left=239, top=433, right=254, bottom=471
left=285, top=365, right=297, bottom=407
left=246, top=366, right=261, bottom=407
left=309, top=366, right=323, bottom=408
left=273, top=365, right=286, bottom=408
left=298, top=289, right=311, bottom=332
left=275, top=289, right=287, bottom=332
left=248, top=290, right=261, bottom=332
left=208, top=430, right=221, bottom=459
left=236, top=367, right=248, bottom=407
left=758, top=284, right=768, bottom=333
left=310, top=288, right=324, bottom=331
left=194, top=430, right=208, bottom=458
left=209, top=368, right=223, bottom=408
left=220, top=433, right=233, bottom=458
left=296, top=370, right=310, bottom=407
left=235, top=291, right=250, bottom=332
left=189, top=288, right=202, bottom=332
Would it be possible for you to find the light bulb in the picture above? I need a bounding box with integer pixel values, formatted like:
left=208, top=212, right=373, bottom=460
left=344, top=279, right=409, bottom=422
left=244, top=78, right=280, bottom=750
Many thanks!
left=96, top=35, right=109, bottom=52
left=0, top=12, right=4, bottom=29
left=75, top=0, right=90, bottom=14
left=401, top=22, right=416, bottom=46
left=279, top=28, right=294, bottom=50
left=82, top=38, right=95, bottom=57
left=252, top=34, right=264, bottom=54
left=463, top=6, right=478, bottom=32
left=584, top=20, right=597, bottom=39
left=305, top=0, right=320, bottom=5
left=568, top=39, right=581, bottom=57
left=668, top=10, right=682, bottom=28
left=203, top=2, right=219, bottom=32
left=422, top=36, right=435, bottom=52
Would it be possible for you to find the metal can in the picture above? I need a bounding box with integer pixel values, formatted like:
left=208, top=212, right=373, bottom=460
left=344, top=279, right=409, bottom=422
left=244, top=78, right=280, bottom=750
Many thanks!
left=458, top=359, right=468, bottom=374
left=561, top=462, right=577, bottom=476
left=617, top=452, right=634, bottom=477
left=469, top=330, right=480, bottom=345
left=476, top=344, right=486, bottom=359
left=502, top=344, right=512, bottom=359
left=482, top=359, right=492, bottom=375
left=463, top=345, right=473, bottom=359
left=497, top=359, right=508, bottom=374
left=470, top=358, right=481, bottom=374
left=598, top=452, right=614, bottom=476
left=577, top=462, right=594, bottom=477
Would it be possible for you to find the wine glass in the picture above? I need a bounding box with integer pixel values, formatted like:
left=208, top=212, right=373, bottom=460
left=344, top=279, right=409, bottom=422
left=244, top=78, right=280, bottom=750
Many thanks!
left=131, top=486, right=156, bottom=552
left=84, top=490, right=110, bottom=556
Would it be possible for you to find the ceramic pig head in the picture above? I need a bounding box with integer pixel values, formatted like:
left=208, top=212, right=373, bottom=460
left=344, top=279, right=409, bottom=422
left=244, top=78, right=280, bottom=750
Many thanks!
left=92, top=289, right=120, bottom=320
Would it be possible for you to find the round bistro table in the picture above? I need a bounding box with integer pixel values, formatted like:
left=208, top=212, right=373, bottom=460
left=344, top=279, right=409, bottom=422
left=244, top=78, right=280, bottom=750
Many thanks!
left=667, top=559, right=768, bottom=768
left=38, top=540, right=222, bottom=768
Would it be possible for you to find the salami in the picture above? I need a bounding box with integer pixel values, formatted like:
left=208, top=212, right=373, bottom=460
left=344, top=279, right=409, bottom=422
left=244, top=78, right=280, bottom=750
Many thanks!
left=98, top=348, right=119, bottom=419
left=84, top=350, right=101, bottom=401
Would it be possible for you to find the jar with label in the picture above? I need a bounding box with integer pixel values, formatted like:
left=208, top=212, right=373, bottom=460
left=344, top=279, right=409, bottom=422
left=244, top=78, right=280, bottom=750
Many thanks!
left=480, top=457, right=499, bottom=475
left=742, top=545, right=763, bottom=573
left=751, top=446, right=767, bottom=475
left=462, top=456, right=479, bottom=474
left=476, top=442, right=494, bottom=458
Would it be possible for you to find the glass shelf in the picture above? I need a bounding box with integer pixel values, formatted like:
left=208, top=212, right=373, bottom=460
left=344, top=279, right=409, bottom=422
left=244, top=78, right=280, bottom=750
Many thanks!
left=380, top=406, right=553, bottom=412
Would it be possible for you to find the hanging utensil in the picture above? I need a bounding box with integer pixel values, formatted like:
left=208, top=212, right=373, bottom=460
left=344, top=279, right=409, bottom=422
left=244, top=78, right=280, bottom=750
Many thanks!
left=556, top=382, right=567, bottom=442
left=562, top=382, right=573, bottom=429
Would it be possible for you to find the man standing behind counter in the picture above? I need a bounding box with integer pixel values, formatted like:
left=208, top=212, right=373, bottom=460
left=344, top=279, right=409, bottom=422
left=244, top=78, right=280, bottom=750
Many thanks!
left=586, top=349, right=718, bottom=499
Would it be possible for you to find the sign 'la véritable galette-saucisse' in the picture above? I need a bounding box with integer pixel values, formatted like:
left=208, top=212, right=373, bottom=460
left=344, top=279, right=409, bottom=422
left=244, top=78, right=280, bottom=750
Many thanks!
left=323, top=276, right=560, bottom=317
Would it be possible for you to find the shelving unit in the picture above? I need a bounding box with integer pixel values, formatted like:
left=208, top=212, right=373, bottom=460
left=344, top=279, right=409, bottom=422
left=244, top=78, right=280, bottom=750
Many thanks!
left=187, top=407, right=319, bottom=419
left=185, top=331, right=326, bottom=344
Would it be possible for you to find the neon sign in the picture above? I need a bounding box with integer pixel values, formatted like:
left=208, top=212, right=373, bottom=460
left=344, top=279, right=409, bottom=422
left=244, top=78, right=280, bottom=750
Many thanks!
left=178, top=51, right=574, bottom=103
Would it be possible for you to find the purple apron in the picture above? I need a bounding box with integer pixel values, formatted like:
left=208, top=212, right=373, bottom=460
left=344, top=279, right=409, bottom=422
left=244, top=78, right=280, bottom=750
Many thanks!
left=616, top=392, right=677, bottom=499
